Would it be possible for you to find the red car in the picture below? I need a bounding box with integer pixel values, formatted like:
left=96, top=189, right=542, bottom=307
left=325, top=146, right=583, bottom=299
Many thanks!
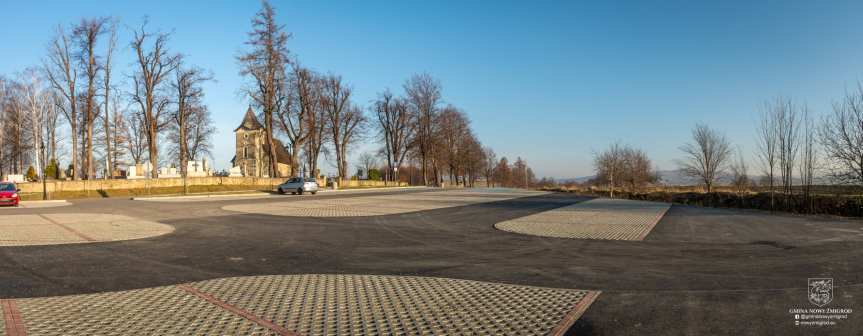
left=0, top=182, right=20, bottom=206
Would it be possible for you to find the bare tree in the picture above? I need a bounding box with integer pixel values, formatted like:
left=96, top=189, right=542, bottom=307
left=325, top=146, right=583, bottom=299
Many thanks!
left=130, top=20, right=180, bottom=178
left=729, top=147, right=750, bottom=195
left=44, top=25, right=80, bottom=179
left=125, top=106, right=148, bottom=165
left=775, top=98, right=800, bottom=195
left=494, top=157, right=511, bottom=187
left=756, top=101, right=779, bottom=208
left=277, top=64, right=317, bottom=176
left=461, top=136, right=486, bottom=187
left=107, top=96, right=128, bottom=170
left=321, top=75, right=365, bottom=179
left=21, top=69, right=55, bottom=196
left=593, top=142, right=626, bottom=197
left=303, top=96, right=329, bottom=178
left=0, top=76, right=5, bottom=176
left=404, top=73, right=441, bottom=185
left=512, top=157, right=529, bottom=189
left=677, top=124, right=732, bottom=193
left=820, top=84, right=863, bottom=185
left=357, top=152, right=378, bottom=178
left=620, top=146, right=657, bottom=192
left=170, top=63, right=212, bottom=180
left=72, top=17, right=109, bottom=179
left=374, top=89, right=414, bottom=182
left=2, top=79, right=30, bottom=174
left=186, top=106, right=216, bottom=161
left=238, top=0, right=291, bottom=178
left=483, top=147, right=497, bottom=187
left=45, top=91, right=62, bottom=174
left=799, top=108, right=818, bottom=211
left=437, top=105, right=471, bottom=185
left=21, top=70, right=46, bottom=178
left=100, top=20, right=117, bottom=178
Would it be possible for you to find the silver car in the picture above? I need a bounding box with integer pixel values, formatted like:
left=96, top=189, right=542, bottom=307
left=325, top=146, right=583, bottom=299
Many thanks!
left=277, top=177, right=319, bottom=195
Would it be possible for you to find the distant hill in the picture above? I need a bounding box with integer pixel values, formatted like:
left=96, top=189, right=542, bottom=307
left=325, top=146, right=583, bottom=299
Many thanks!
left=555, top=176, right=594, bottom=185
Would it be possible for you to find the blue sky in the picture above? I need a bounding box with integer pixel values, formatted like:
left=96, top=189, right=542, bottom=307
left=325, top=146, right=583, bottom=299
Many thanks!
left=2, top=1, right=863, bottom=178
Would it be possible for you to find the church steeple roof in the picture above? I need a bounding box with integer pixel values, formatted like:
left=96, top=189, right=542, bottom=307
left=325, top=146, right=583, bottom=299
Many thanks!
left=235, top=106, right=265, bottom=131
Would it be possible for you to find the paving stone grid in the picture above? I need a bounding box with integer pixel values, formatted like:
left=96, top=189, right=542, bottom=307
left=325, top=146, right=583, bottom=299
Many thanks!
left=495, top=198, right=671, bottom=241
left=223, top=190, right=551, bottom=217
left=0, top=274, right=599, bottom=336
left=0, top=214, right=174, bottom=247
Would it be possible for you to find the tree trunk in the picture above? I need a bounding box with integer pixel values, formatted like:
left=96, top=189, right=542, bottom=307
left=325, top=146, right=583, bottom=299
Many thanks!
left=291, top=142, right=301, bottom=177
left=179, top=126, right=187, bottom=194
left=86, top=123, right=95, bottom=178
left=70, top=123, right=79, bottom=180
left=149, top=126, right=158, bottom=178
left=263, top=110, right=279, bottom=178
left=103, top=105, right=112, bottom=179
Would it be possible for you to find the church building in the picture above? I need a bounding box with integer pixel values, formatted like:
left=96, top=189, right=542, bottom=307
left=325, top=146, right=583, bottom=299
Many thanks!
left=231, top=107, right=292, bottom=177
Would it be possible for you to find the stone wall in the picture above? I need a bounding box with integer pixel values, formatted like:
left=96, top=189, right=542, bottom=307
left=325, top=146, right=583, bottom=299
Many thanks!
left=17, top=177, right=409, bottom=193
left=16, top=177, right=284, bottom=194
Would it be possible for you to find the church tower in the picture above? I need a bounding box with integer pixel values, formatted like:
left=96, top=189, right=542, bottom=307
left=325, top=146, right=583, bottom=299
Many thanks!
left=231, top=106, right=293, bottom=177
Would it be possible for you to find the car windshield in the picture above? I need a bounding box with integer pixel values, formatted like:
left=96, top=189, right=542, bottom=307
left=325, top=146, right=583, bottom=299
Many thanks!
left=286, top=178, right=301, bottom=183
left=0, top=183, right=15, bottom=192
left=305, top=178, right=316, bottom=183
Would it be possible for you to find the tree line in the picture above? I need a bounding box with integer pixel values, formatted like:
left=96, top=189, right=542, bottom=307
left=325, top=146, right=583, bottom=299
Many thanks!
left=237, top=1, right=537, bottom=187
left=0, top=17, right=216, bottom=181
left=590, top=86, right=863, bottom=210
left=0, top=1, right=539, bottom=189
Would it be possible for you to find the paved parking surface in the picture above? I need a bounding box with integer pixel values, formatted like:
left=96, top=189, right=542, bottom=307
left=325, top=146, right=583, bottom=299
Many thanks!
left=495, top=198, right=670, bottom=240
left=0, top=213, right=173, bottom=246
left=0, top=188, right=861, bottom=335
left=222, top=189, right=549, bottom=217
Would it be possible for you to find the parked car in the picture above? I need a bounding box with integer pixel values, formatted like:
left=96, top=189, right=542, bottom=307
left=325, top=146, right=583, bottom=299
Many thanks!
left=277, top=177, right=319, bottom=195
left=0, top=182, right=21, bottom=207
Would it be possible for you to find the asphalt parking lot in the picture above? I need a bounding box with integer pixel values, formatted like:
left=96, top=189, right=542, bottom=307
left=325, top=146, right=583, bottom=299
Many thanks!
left=0, top=188, right=861, bottom=335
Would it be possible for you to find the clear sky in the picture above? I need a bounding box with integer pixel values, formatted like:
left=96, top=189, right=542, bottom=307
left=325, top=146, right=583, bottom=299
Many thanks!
left=2, top=1, right=863, bottom=178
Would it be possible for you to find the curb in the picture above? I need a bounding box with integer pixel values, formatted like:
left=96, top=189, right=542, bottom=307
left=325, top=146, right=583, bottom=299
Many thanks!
left=20, top=200, right=68, bottom=204
left=131, top=192, right=270, bottom=201
left=320, top=186, right=430, bottom=193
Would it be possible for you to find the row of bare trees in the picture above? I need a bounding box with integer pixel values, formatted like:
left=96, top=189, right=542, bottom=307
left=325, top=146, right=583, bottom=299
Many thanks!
left=592, top=143, right=658, bottom=196
left=237, top=2, right=369, bottom=180
left=588, top=86, right=863, bottom=208
left=371, top=74, right=490, bottom=186
left=239, top=2, right=525, bottom=187
left=687, top=87, right=863, bottom=197
left=1, top=16, right=216, bottom=182
left=754, top=89, right=863, bottom=209
left=5, top=1, right=533, bottom=189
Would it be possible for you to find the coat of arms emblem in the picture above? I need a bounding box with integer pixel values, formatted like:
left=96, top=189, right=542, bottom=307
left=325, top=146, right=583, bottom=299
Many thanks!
left=808, top=278, right=833, bottom=307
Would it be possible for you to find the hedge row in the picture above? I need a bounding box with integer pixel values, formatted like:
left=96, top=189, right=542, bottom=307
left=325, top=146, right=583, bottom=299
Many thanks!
left=550, top=189, right=863, bottom=217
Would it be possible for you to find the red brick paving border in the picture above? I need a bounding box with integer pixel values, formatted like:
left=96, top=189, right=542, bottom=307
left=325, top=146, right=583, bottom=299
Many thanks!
left=549, top=291, right=601, bottom=336
left=176, top=284, right=299, bottom=336
left=636, top=205, right=671, bottom=240
left=1, top=299, right=26, bottom=336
